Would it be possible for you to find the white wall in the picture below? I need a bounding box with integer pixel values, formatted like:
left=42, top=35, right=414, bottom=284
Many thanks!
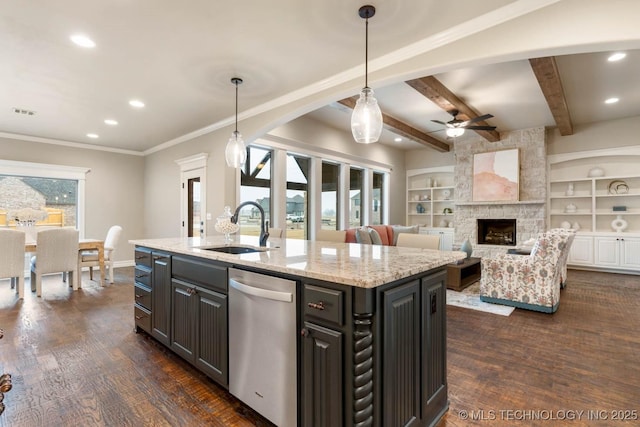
left=547, top=115, right=640, bottom=155
left=0, top=136, right=145, bottom=263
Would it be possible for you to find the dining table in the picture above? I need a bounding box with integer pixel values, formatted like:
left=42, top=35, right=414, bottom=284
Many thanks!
left=25, top=238, right=106, bottom=285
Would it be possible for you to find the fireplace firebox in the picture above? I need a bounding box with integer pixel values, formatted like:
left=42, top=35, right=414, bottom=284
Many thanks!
left=477, top=219, right=516, bottom=246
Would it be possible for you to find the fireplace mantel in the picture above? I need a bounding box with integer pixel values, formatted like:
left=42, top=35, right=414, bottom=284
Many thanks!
left=455, top=200, right=545, bottom=206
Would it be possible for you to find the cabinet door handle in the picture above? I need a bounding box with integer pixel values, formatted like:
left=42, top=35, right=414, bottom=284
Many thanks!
left=135, top=274, right=148, bottom=279
left=187, top=287, right=197, bottom=296
left=307, top=301, right=325, bottom=310
left=135, top=315, right=145, bottom=320
left=135, top=294, right=142, bottom=299
left=135, top=255, right=145, bottom=259
left=300, top=328, right=310, bottom=337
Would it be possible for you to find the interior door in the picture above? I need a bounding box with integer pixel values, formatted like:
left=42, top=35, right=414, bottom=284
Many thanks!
left=181, top=167, right=206, bottom=238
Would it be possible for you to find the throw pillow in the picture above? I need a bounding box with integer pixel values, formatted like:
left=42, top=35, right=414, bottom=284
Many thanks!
left=356, top=227, right=373, bottom=244
left=391, top=225, right=419, bottom=246
left=368, top=227, right=383, bottom=245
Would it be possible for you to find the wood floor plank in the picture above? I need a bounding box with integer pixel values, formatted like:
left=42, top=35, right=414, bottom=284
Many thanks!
left=1, top=268, right=639, bottom=426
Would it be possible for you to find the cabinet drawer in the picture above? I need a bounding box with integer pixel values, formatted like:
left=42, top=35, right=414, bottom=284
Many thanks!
left=304, top=284, right=344, bottom=327
left=134, top=284, right=151, bottom=310
left=134, top=305, right=151, bottom=333
left=134, top=247, right=152, bottom=268
left=172, top=256, right=227, bottom=293
left=134, top=266, right=151, bottom=287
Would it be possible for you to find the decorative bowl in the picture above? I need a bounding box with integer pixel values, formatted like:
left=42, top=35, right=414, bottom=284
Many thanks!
left=587, top=167, right=605, bottom=177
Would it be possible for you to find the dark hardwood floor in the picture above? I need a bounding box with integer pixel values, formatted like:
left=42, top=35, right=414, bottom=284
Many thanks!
left=1, top=268, right=639, bottom=426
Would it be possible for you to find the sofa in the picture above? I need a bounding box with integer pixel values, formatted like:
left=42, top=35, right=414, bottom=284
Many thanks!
left=344, top=225, right=420, bottom=246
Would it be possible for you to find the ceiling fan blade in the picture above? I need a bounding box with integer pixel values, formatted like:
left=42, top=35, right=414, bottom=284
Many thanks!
left=431, top=120, right=447, bottom=125
left=466, top=125, right=497, bottom=131
left=460, top=114, right=494, bottom=127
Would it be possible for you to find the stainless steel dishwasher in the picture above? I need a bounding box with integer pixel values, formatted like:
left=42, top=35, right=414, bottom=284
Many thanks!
left=228, top=268, right=297, bottom=427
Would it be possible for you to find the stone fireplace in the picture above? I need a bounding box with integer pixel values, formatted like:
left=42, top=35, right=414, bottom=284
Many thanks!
left=477, top=219, right=517, bottom=246
left=453, top=127, right=547, bottom=258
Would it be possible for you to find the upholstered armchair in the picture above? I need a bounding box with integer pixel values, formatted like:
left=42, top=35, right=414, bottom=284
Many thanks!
left=548, top=228, right=576, bottom=288
left=480, top=230, right=572, bottom=313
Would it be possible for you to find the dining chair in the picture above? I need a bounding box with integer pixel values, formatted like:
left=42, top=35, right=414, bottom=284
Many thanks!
left=79, top=225, right=122, bottom=284
left=0, top=229, right=26, bottom=299
left=30, top=228, right=80, bottom=297
left=396, top=233, right=441, bottom=250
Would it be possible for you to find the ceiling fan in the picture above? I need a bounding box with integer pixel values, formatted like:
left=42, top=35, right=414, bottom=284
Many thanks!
left=431, top=109, right=496, bottom=137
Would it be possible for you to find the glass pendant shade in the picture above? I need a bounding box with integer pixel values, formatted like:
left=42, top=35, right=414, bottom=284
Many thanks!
left=446, top=127, right=465, bottom=138
left=225, top=77, right=246, bottom=168
left=351, top=87, right=383, bottom=144
left=225, top=130, right=246, bottom=168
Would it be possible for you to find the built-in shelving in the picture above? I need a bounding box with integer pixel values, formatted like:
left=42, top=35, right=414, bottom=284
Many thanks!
left=406, top=166, right=455, bottom=228
left=548, top=146, right=640, bottom=273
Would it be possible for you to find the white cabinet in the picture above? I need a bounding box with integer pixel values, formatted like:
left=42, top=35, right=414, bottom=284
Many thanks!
left=594, top=236, right=640, bottom=270
left=420, top=228, right=454, bottom=251
left=567, top=235, right=594, bottom=266
left=407, top=166, right=455, bottom=229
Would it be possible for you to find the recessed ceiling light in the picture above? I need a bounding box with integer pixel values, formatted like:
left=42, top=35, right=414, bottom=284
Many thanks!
left=87, top=133, right=99, bottom=139
left=70, top=34, right=96, bottom=48
left=394, top=137, right=402, bottom=142
left=607, top=52, right=626, bottom=62
left=129, top=99, right=145, bottom=108
left=604, top=97, right=619, bottom=104
left=104, top=119, right=118, bottom=125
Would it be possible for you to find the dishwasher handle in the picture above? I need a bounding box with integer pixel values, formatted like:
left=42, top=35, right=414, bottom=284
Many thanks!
left=229, top=278, right=293, bottom=303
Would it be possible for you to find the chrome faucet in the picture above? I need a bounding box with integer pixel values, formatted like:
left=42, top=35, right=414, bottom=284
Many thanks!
left=231, top=201, right=270, bottom=247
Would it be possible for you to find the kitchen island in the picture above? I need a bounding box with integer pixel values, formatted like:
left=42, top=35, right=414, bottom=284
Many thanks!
left=130, top=235, right=465, bottom=427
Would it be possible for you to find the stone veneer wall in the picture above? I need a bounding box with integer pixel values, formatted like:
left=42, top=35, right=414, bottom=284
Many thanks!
left=453, top=127, right=547, bottom=258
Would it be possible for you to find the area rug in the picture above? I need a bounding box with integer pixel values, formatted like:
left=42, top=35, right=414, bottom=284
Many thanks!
left=446, top=282, right=515, bottom=316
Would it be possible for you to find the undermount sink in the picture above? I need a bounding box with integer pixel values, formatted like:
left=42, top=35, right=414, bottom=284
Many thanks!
left=204, top=246, right=266, bottom=254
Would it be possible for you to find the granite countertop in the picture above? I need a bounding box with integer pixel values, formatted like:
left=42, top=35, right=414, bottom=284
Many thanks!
left=129, top=235, right=466, bottom=288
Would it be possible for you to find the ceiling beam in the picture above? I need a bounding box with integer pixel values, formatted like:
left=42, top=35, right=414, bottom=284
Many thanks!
left=529, top=56, right=574, bottom=136
left=337, top=97, right=450, bottom=152
left=405, top=76, right=500, bottom=142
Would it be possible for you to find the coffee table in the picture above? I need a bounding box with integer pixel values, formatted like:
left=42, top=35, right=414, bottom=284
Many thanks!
left=446, top=257, right=481, bottom=291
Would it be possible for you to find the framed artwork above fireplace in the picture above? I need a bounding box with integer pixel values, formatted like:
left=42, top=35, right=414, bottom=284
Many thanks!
left=473, top=148, right=520, bottom=202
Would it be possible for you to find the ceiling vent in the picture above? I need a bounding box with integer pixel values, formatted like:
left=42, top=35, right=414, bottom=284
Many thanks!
left=12, top=107, right=36, bottom=116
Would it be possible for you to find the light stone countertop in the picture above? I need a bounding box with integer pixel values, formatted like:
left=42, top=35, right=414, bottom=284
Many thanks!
left=129, top=235, right=467, bottom=289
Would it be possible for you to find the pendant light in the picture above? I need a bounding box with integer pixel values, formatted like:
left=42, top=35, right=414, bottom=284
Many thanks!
left=351, top=5, right=383, bottom=144
left=225, top=77, right=247, bottom=168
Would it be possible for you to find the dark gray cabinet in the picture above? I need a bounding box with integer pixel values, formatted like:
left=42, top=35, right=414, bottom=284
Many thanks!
left=151, top=252, right=171, bottom=346
left=382, top=280, right=421, bottom=426
left=302, top=322, right=343, bottom=427
left=421, top=270, right=448, bottom=423
left=134, top=247, right=152, bottom=333
left=171, top=278, right=228, bottom=386
left=170, top=255, right=228, bottom=387
left=301, top=268, right=449, bottom=427
left=301, top=282, right=347, bottom=426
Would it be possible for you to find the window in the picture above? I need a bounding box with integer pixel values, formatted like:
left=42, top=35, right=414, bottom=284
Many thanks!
left=372, top=171, right=385, bottom=225
left=349, top=167, right=363, bottom=228
left=321, top=161, right=340, bottom=230
left=0, top=175, right=78, bottom=228
left=286, top=154, right=309, bottom=239
left=239, top=146, right=272, bottom=236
